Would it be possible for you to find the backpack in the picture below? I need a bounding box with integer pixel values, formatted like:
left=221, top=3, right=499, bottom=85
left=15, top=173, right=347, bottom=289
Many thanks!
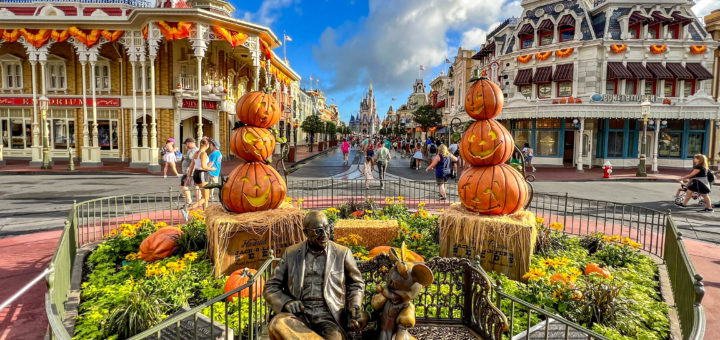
left=709, top=171, right=716, bottom=187
left=367, top=143, right=374, bottom=151
left=429, top=144, right=437, bottom=154
left=441, top=156, right=451, bottom=177
left=160, top=147, right=167, bottom=156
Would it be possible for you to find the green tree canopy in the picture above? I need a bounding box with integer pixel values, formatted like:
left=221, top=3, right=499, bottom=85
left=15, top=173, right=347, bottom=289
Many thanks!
left=412, top=104, right=442, bottom=130
left=301, top=115, right=324, bottom=135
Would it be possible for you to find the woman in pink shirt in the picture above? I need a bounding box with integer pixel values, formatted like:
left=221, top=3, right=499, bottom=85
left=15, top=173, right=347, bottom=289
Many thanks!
left=341, top=138, right=350, bottom=165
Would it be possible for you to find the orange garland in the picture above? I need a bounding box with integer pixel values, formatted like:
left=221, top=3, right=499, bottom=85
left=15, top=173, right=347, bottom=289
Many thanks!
left=535, top=51, right=552, bottom=61
left=690, top=45, right=706, bottom=55
left=211, top=26, right=248, bottom=48
left=650, top=45, right=667, bottom=54
left=142, top=25, right=148, bottom=40
left=554, top=48, right=573, bottom=58
left=18, top=29, right=51, bottom=48
left=100, top=30, right=124, bottom=42
left=155, top=21, right=192, bottom=40
left=516, top=54, right=532, bottom=63
left=610, top=44, right=627, bottom=53
left=259, top=39, right=273, bottom=60
left=1, top=29, right=21, bottom=42
left=51, top=29, right=70, bottom=42
left=68, top=27, right=101, bottom=47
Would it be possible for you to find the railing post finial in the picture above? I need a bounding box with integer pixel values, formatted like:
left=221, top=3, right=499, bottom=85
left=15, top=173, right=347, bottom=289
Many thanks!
left=694, top=274, right=705, bottom=304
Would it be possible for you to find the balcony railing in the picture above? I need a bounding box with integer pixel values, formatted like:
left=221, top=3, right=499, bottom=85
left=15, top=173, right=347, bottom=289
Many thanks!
left=177, top=75, right=198, bottom=92
left=0, top=0, right=153, bottom=6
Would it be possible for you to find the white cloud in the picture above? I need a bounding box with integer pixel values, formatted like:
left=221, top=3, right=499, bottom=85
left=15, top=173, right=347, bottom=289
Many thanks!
left=313, top=0, right=521, bottom=95
left=239, top=0, right=296, bottom=27
left=692, top=0, right=716, bottom=18
left=461, top=28, right=488, bottom=50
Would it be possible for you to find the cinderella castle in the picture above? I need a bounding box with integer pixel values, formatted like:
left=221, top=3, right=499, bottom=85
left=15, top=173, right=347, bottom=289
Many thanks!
left=349, top=83, right=381, bottom=135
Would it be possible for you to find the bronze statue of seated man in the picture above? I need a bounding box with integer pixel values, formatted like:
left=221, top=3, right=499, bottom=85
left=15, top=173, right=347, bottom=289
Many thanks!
left=264, top=211, right=366, bottom=340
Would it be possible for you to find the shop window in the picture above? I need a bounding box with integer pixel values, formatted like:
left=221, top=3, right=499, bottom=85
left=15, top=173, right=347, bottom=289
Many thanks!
left=536, top=118, right=561, bottom=129
left=667, top=24, right=680, bottom=39
left=519, top=85, right=532, bottom=98
left=52, top=119, right=75, bottom=149
left=94, top=62, right=111, bottom=92
left=687, top=132, right=704, bottom=158
left=516, top=119, right=533, bottom=129
left=7, top=118, right=31, bottom=149
left=520, top=35, right=533, bottom=49
left=96, top=120, right=118, bottom=150
left=559, top=27, right=574, bottom=42
left=648, top=24, right=660, bottom=39
left=47, top=61, right=66, bottom=91
left=537, top=83, right=551, bottom=99
left=688, top=120, right=705, bottom=130
left=539, top=32, right=552, bottom=46
left=624, top=80, right=636, bottom=95
left=658, top=132, right=681, bottom=157
left=607, top=131, right=624, bottom=157
left=536, top=130, right=559, bottom=156
left=644, top=79, right=656, bottom=96
left=664, top=80, right=676, bottom=97
left=629, top=24, right=641, bottom=39
left=606, top=80, right=617, bottom=95
left=557, top=81, right=572, bottom=97
left=683, top=80, right=695, bottom=97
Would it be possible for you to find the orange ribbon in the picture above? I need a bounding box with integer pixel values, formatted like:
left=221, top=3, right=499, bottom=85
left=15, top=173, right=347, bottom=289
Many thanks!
left=259, top=39, right=273, bottom=60
left=650, top=45, right=666, bottom=54
left=51, top=29, right=70, bottom=42
left=142, top=25, right=148, bottom=40
left=211, top=26, right=248, bottom=48
left=68, top=26, right=101, bottom=47
left=1, top=29, right=21, bottom=42
left=18, top=29, right=51, bottom=48
left=156, top=21, right=192, bottom=40
left=555, top=48, right=573, bottom=58
left=610, top=44, right=627, bottom=53
left=689, top=45, right=706, bottom=55
left=100, top=30, right=124, bottom=42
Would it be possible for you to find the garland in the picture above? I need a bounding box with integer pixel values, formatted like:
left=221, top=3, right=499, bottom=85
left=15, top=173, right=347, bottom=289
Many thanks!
left=649, top=45, right=666, bottom=54
left=689, top=45, right=706, bottom=55
left=68, top=27, right=101, bottom=47
left=0, top=27, right=119, bottom=47
left=51, top=29, right=70, bottom=42
left=517, top=54, right=532, bottom=63
left=555, top=48, right=573, bottom=58
left=18, top=29, right=51, bottom=48
left=100, top=30, right=124, bottom=43
left=535, top=51, right=552, bottom=61
left=0, top=29, right=21, bottom=42
left=142, top=25, right=148, bottom=40
left=259, top=39, right=273, bottom=60
left=212, top=26, right=248, bottom=48
left=155, top=21, right=192, bottom=40
left=610, top=44, right=627, bottom=53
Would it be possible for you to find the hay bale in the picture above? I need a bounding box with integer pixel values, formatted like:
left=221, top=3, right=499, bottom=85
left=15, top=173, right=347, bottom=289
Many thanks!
left=334, top=219, right=398, bottom=250
left=206, top=203, right=305, bottom=277
left=439, top=203, right=537, bottom=281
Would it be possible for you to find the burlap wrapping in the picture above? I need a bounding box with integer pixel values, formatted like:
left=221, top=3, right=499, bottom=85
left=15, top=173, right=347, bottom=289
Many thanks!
left=439, top=203, right=537, bottom=281
left=205, top=203, right=305, bottom=277
left=334, top=219, right=398, bottom=250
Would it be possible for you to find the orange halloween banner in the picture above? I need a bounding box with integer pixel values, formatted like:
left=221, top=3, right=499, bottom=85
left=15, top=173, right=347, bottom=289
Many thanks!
left=649, top=45, right=666, bottom=54
left=18, top=29, right=51, bottom=48
left=610, top=44, right=626, bottom=53
left=516, top=54, right=532, bottom=63
left=156, top=21, right=192, bottom=40
left=100, top=30, right=124, bottom=42
left=1, top=29, right=21, bottom=42
left=51, top=29, right=70, bottom=42
left=259, top=39, right=273, bottom=60
left=535, top=51, right=552, bottom=61
left=212, top=26, right=248, bottom=48
left=690, top=45, right=706, bottom=55
left=555, top=48, right=573, bottom=58
left=68, top=26, right=101, bottom=47
left=142, top=25, right=148, bottom=40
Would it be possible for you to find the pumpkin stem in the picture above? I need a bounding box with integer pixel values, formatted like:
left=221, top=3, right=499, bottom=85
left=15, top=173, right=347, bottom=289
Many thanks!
left=232, top=121, right=247, bottom=130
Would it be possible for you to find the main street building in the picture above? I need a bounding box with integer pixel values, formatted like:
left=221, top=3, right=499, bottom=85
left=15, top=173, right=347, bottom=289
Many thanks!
left=0, top=0, right=300, bottom=170
left=473, top=0, right=719, bottom=170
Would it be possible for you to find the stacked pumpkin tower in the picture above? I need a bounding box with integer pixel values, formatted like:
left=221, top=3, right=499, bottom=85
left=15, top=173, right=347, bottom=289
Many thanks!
left=438, top=77, right=537, bottom=281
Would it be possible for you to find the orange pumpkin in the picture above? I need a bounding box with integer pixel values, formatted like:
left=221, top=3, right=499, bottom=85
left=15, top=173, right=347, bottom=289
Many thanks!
left=458, top=164, right=529, bottom=215
left=517, top=54, right=532, bottom=63
left=139, top=227, right=183, bottom=262
left=224, top=268, right=265, bottom=301
left=464, top=77, right=504, bottom=120
left=230, top=126, right=276, bottom=162
left=610, top=44, right=627, bottom=54
left=235, top=91, right=280, bottom=128
left=369, top=246, right=424, bottom=262
left=690, top=45, right=707, bottom=55
left=535, top=51, right=552, bottom=61
left=459, top=120, right=513, bottom=166
left=649, top=45, right=667, bottom=54
left=584, top=263, right=610, bottom=278
left=221, top=162, right=287, bottom=213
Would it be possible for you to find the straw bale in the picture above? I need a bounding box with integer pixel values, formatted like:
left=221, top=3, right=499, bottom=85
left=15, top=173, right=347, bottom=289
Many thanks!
left=334, top=219, right=398, bottom=250
left=205, top=204, right=305, bottom=277
left=439, top=203, right=537, bottom=281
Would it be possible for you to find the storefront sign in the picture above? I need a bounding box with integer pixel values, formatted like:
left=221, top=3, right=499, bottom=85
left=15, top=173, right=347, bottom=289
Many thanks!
left=591, top=94, right=658, bottom=103
left=0, top=97, right=120, bottom=107
left=182, top=98, right=217, bottom=110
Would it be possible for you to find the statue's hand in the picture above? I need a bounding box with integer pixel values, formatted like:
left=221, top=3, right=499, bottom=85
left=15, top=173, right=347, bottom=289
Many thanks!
left=284, top=300, right=304, bottom=314
left=347, top=306, right=362, bottom=331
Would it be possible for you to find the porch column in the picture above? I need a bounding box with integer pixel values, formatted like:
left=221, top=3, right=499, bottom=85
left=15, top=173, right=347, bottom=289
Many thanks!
left=141, top=60, right=148, bottom=149
left=197, top=56, right=203, bottom=140
left=148, top=55, right=160, bottom=172
left=576, top=118, right=584, bottom=172
left=130, top=61, right=138, bottom=149
left=651, top=119, right=660, bottom=173
left=39, top=58, right=50, bottom=164
left=190, top=23, right=208, bottom=140
left=86, top=55, right=102, bottom=166
left=29, top=58, right=42, bottom=163
left=80, top=60, right=90, bottom=163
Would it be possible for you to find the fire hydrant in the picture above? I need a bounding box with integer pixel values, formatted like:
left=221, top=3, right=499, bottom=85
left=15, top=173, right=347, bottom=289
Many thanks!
left=603, top=161, right=613, bottom=178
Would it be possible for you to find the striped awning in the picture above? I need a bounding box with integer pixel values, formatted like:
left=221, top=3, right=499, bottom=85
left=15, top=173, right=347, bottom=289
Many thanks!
left=553, top=64, right=573, bottom=82
left=533, top=66, right=552, bottom=84
left=685, top=63, right=713, bottom=80
left=651, top=11, right=671, bottom=23
left=646, top=62, right=674, bottom=79
left=629, top=11, right=651, bottom=25
left=671, top=12, right=692, bottom=24
left=537, top=19, right=554, bottom=32
left=514, top=69, right=533, bottom=86
left=607, top=62, right=633, bottom=79
left=558, top=15, right=575, bottom=27
left=519, top=23, right=534, bottom=35
left=626, top=62, right=653, bottom=79
left=665, top=63, right=694, bottom=79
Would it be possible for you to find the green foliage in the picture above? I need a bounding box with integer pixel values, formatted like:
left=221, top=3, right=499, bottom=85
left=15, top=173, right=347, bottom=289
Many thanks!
left=104, top=288, right=165, bottom=339
left=579, top=232, right=605, bottom=255
left=176, top=218, right=208, bottom=254
left=593, top=242, right=642, bottom=268
left=301, top=115, right=324, bottom=135
left=412, top=104, right=442, bottom=130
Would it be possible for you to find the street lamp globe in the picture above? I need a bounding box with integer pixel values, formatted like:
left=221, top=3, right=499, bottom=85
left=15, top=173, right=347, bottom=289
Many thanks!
left=39, top=96, right=49, bottom=111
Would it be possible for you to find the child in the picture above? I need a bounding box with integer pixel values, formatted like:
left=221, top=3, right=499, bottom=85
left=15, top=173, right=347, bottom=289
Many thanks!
left=362, top=155, right=374, bottom=189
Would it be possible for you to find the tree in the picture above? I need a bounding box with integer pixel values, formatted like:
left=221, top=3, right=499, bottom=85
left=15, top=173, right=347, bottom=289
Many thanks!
left=326, top=122, right=337, bottom=141
left=301, top=115, right=324, bottom=152
left=412, top=104, right=442, bottom=140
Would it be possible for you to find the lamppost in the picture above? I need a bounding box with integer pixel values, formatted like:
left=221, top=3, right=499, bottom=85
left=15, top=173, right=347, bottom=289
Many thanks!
left=637, top=98, right=651, bottom=177
left=39, top=96, right=51, bottom=169
left=448, top=117, right=462, bottom=146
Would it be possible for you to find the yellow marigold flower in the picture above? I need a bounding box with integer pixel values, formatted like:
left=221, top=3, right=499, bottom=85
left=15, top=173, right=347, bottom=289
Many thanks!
left=556, top=257, right=571, bottom=266
left=285, top=197, right=293, bottom=204
left=610, top=235, right=620, bottom=242
left=630, top=242, right=642, bottom=249
left=397, top=196, right=404, bottom=203
left=109, top=229, right=118, bottom=237
left=418, top=202, right=426, bottom=208
left=420, top=210, right=429, bottom=218
left=296, top=198, right=305, bottom=206
left=385, top=197, right=394, bottom=204
left=365, top=210, right=373, bottom=214
left=363, top=215, right=370, bottom=220
left=411, top=232, right=423, bottom=241
left=353, top=252, right=362, bottom=258
left=602, top=235, right=611, bottom=242
left=183, top=252, right=198, bottom=262
left=156, top=222, right=168, bottom=229
left=361, top=255, right=371, bottom=261
left=621, top=237, right=632, bottom=245
left=399, top=226, right=410, bottom=235
left=125, top=253, right=138, bottom=261
left=536, top=217, right=545, bottom=226
left=549, top=222, right=564, bottom=231
left=552, top=289, right=562, bottom=299
left=439, top=208, right=444, bottom=212
left=522, top=267, right=546, bottom=281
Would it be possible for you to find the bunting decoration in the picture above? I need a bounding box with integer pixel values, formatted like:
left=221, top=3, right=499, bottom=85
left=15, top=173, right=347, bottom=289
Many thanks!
left=690, top=45, right=706, bottom=55
left=100, top=30, right=124, bottom=42
left=18, top=29, right=51, bottom=48
left=535, top=51, right=552, bottom=61
left=260, top=60, right=292, bottom=86
left=68, top=26, right=101, bottom=47
left=1, top=29, right=21, bottom=42
left=155, top=21, right=192, bottom=40
left=516, top=54, right=532, bottom=63
left=51, top=29, right=70, bottom=42
left=211, top=26, right=248, bottom=48
left=610, top=44, right=627, bottom=53
left=142, top=25, right=148, bottom=40
left=259, top=39, right=273, bottom=60
left=649, top=45, right=666, bottom=54
left=554, top=48, right=573, bottom=58
left=480, top=69, right=487, bottom=76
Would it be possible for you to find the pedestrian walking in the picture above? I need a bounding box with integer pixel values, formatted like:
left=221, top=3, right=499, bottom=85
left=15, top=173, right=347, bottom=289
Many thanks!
left=449, top=141, right=460, bottom=179
left=162, top=138, right=181, bottom=178
left=180, top=138, right=199, bottom=206
left=374, top=140, right=391, bottom=189
left=675, top=154, right=714, bottom=212
left=412, top=143, right=424, bottom=170
left=361, top=156, right=374, bottom=189
left=426, top=144, right=457, bottom=201
left=341, top=138, right=351, bottom=165
left=522, top=142, right=536, bottom=172
left=188, top=139, right=212, bottom=211
left=206, top=137, right=223, bottom=201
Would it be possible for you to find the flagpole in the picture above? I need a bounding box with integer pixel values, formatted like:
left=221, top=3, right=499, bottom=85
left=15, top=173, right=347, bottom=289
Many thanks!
left=283, top=31, right=287, bottom=62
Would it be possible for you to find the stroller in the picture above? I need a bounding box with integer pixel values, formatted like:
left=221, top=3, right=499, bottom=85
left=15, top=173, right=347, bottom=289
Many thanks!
left=674, top=180, right=709, bottom=206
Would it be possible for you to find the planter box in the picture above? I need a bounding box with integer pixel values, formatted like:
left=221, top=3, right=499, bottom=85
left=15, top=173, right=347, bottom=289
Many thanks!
left=334, top=219, right=398, bottom=250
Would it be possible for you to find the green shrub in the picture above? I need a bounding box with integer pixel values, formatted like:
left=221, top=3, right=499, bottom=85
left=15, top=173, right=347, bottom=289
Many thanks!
left=104, top=288, right=165, bottom=339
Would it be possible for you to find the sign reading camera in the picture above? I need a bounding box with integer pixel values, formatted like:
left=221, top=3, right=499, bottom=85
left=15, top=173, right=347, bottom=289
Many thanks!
left=591, top=94, right=658, bottom=103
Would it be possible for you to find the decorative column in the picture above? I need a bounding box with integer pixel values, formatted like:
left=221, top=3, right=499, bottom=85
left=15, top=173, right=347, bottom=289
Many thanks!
left=29, top=58, right=42, bottom=163
left=197, top=56, right=204, bottom=140
left=141, top=60, right=148, bottom=149
left=80, top=59, right=91, bottom=164
left=39, top=57, right=50, bottom=164
left=88, top=54, right=102, bottom=165
left=120, top=30, right=147, bottom=167
left=147, top=55, right=160, bottom=172
left=576, top=118, right=584, bottom=172
left=129, top=60, right=142, bottom=166
left=651, top=119, right=660, bottom=173
left=190, top=24, right=208, bottom=140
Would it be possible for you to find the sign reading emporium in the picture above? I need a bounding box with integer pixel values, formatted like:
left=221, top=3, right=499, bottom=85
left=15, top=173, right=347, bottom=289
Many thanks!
left=591, top=94, right=658, bottom=103
left=0, top=97, right=120, bottom=107
left=182, top=99, right=218, bottom=110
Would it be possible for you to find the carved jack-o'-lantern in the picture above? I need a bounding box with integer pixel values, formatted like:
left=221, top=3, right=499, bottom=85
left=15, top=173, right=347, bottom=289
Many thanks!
left=458, top=164, right=528, bottom=215
left=235, top=91, right=280, bottom=128
left=230, top=126, right=276, bottom=162
left=222, top=162, right=286, bottom=213
left=465, top=77, right=504, bottom=120
left=459, top=120, right=513, bottom=166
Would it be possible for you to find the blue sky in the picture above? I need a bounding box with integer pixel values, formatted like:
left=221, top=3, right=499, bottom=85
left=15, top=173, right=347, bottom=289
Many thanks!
left=233, top=0, right=717, bottom=124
